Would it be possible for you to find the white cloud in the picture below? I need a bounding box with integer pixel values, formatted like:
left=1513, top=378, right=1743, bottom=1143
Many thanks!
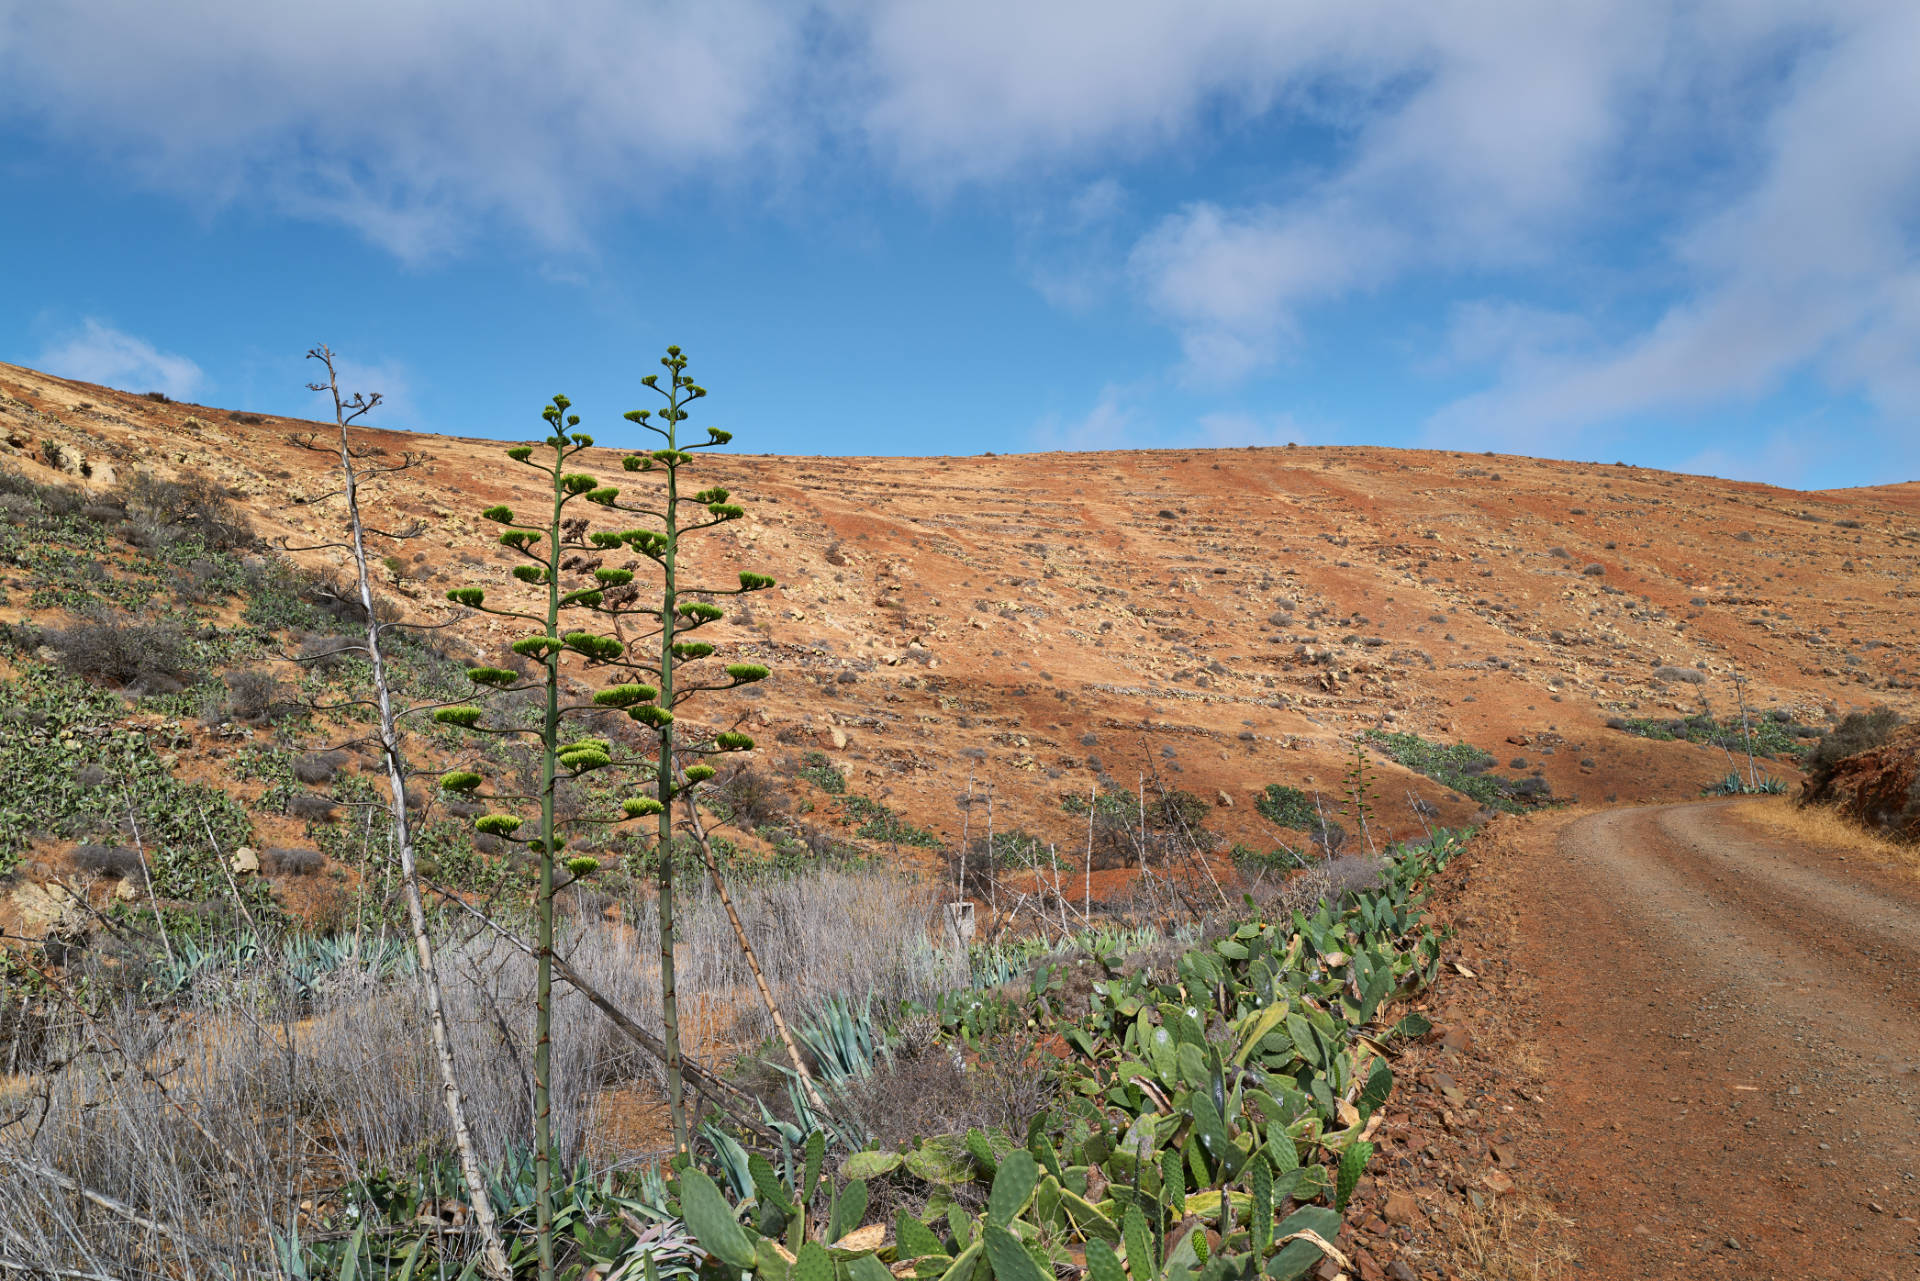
left=5, top=0, right=1917, bottom=462
left=0, top=0, right=806, bottom=260
left=37, top=320, right=204, bottom=400
left=1029, top=385, right=1143, bottom=451
left=1424, top=2, right=1920, bottom=446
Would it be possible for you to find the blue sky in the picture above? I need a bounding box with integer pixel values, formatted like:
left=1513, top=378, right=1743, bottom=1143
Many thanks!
left=2, top=1, right=1916, bottom=489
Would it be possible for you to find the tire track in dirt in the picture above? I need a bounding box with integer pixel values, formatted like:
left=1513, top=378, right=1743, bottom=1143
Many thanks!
left=1509, top=801, right=1920, bottom=1278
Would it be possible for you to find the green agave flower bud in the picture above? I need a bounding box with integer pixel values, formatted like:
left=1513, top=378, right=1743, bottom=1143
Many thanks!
left=624, top=455, right=654, bottom=472
left=671, top=641, right=714, bottom=660
left=561, top=473, right=598, bottom=494
left=559, top=747, right=611, bottom=771
left=475, top=813, right=522, bottom=835
left=714, top=731, right=755, bottom=752
left=594, top=568, right=634, bottom=586
left=506, top=446, right=534, bottom=462
left=683, top=764, right=716, bottom=784
left=589, top=532, right=625, bottom=549
left=707, top=502, right=744, bottom=520
left=739, top=571, right=775, bottom=590
left=446, top=587, right=485, bottom=606
left=676, top=602, right=723, bottom=622
left=629, top=705, right=673, bottom=728
left=593, top=683, right=658, bottom=707
left=586, top=487, right=619, bottom=504
left=565, top=856, right=600, bottom=877
left=512, top=565, right=547, bottom=584
left=481, top=505, right=514, bottom=523
left=440, top=770, right=483, bottom=792
left=467, top=667, right=518, bottom=687
left=511, top=635, right=563, bottom=657
left=622, top=797, right=665, bottom=818
left=692, top=486, right=731, bottom=504
left=707, top=427, right=731, bottom=444
left=725, top=664, right=769, bottom=683
left=434, top=706, right=484, bottom=728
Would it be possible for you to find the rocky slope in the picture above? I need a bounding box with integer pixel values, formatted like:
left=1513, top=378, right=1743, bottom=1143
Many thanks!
left=4, top=358, right=1919, bottom=863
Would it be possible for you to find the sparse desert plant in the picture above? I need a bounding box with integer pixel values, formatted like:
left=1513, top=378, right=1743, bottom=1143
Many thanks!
left=47, top=610, right=195, bottom=692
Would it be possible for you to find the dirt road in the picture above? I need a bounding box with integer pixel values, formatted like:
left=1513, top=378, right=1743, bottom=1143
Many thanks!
left=1495, top=801, right=1920, bottom=1277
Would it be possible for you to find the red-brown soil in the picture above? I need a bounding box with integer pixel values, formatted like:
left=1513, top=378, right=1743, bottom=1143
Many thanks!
left=1371, top=801, right=1920, bottom=1279
left=5, top=360, right=1917, bottom=862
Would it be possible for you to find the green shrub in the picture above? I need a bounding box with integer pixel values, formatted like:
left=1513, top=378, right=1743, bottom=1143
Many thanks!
left=797, top=750, right=846, bottom=794
left=1363, top=729, right=1540, bottom=813
left=1255, top=783, right=1316, bottom=831
left=1803, top=706, right=1902, bottom=786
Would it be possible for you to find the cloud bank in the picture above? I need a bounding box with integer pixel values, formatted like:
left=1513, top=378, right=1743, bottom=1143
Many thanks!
left=37, top=320, right=204, bottom=400
left=3, top=0, right=1915, bottom=470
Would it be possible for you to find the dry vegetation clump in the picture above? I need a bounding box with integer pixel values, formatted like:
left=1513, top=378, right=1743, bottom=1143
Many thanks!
left=261, top=846, right=325, bottom=876
left=0, top=865, right=966, bottom=1277
left=68, top=842, right=144, bottom=880
left=46, top=611, right=197, bottom=693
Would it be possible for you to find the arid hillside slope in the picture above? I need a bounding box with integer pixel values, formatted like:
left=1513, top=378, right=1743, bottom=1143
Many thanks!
left=4, top=358, right=1918, bottom=856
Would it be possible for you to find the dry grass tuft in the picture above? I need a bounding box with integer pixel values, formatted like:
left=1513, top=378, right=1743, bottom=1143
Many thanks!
left=1433, top=1190, right=1577, bottom=1281
left=1727, top=795, right=1920, bottom=877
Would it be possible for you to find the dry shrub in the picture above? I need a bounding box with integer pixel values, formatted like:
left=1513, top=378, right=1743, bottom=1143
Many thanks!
left=262, top=847, right=325, bottom=876
left=47, top=612, right=195, bottom=692
left=0, top=865, right=966, bottom=1276
left=1803, top=706, right=1902, bottom=787
left=713, top=763, right=789, bottom=830
left=121, top=469, right=252, bottom=551
left=841, top=1022, right=1057, bottom=1159
left=70, top=843, right=143, bottom=880
left=287, top=793, right=338, bottom=822
left=292, top=751, right=350, bottom=785
left=297, top=633, right=361, bottom=670
left=223, top=668, right=282, bottom=722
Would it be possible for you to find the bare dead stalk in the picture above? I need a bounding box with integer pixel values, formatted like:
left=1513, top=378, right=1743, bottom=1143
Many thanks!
left=0, top=1151, right=201, bottom=1254
left=304, top=346, right=511, bottom=1281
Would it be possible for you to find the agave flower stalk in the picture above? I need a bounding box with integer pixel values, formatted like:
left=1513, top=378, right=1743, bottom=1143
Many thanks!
left=437, top=346, right=777, bottom=1279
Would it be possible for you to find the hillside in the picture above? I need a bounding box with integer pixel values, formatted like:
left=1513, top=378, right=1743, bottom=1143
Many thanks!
left=3, top=357, right=1919, bottom=883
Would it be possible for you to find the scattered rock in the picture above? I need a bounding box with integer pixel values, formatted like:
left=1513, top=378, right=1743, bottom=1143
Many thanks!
left=231, top=846, right=260, bottom=875
left=1382, top=1190, right=1420, bottom=1226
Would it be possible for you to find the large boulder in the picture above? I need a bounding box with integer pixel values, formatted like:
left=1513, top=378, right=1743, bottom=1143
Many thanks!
left=1800, top=722, right=1920, bottom=842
